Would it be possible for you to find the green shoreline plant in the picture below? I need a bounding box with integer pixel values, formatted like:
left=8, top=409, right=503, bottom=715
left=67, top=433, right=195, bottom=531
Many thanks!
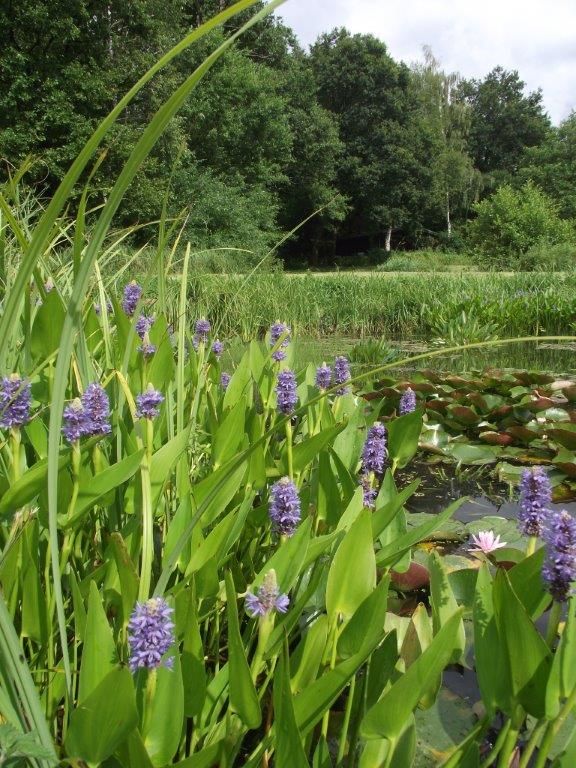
left=1, top=5, right=576, bottom=768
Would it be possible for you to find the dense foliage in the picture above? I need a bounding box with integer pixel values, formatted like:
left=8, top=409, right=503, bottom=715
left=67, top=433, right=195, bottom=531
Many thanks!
left=1, top=1, right=575, bottom=267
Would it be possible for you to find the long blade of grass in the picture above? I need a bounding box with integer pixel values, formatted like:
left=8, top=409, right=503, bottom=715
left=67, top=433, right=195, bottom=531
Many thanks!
left=45, top=0, right=287, bottom=702
left=0, top=0, right=271, bottom=366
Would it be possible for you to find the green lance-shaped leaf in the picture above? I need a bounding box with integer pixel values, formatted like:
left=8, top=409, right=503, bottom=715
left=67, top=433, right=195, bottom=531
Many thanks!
left=30, top=289, right=66, bottom=362
left=225, top=571, right=261, bottom=729
left=62, top=448, right=145, bottom=528
left=141, top=653, right=185, bottom=767
left=493, top=568, right=553, bottom=718
left=0, top=592, right=56, bottom=768
left=429, top=551, right=466, bottom=664
left=376, top=498, right=464, bottom=568
left=291, top=615, right=329, bottom=694
left=280, top=422, right=346, bottom=477
left=472, top=564, right=511, bottom=716
left=78, top=582, right=117, bottom=704
left=212, top=397, right=247, bottom=468
left=176, top=581, right=207, bottom=718
left=326, top=509, right=376, bottom=625
left=361, top=609, right=464, bottom=741
left=150, top=427, right=191, bottom=509
left=110, top=533, right=140, bottom=627
left=546, top=595, right=576, bottom=718
left=253, top=517, right=312, bottom=593
left=273, top=636, right=309, bottom=768
left=387, top=409, right=423, bottom=471
left=65, top=667, right=138, bottom=765
left=0, top=449, right=69, bottom=520
left=338, top=575, right=390, bottom=659
left=507, top=547, right=549, bottom=619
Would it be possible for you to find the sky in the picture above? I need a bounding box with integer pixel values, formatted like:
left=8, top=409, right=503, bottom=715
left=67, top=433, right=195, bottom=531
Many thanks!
left=277, top=0, right=576, bottom=125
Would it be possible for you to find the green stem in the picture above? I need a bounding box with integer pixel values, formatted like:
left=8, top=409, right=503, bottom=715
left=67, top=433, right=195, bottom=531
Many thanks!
left=497, top=724, right=520, bottom=768
left=138, top=419, right=154, bottom=601
left=518, top=720, right=547, bottom=768
left=285, top=419, right=293, bottom=480
left=533, top=685, right=576, bottom=768
left=545, top=600, right=562, bottom=647
left=337, top=674, right=356, bottom=765
left=481, top=719, right=511, bottom=768
left=321, top=624, right=340, bottom=739
left=526, top=537, right=538, bottom=557
left=10, top=428, right=21, bottom=484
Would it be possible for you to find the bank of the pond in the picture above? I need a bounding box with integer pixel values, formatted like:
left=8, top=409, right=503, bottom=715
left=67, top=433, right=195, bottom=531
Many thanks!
left=183, top=271, right=576, bottom=340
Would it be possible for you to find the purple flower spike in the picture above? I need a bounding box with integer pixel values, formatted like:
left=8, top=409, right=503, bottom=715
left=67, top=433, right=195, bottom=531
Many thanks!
left=315, top=364, right=332, bottom=391
left=275, top=369, right=298, bottom=415
left=136, top=314, right=154, bottom=340
left=94, top=299, right=112, bottom=316
left=122, top=281, right=142, bottom=317
left=361, top=422, right=387, bottom=476
left=195, top=318, right=211, bottom=340
left=361, top=474, right=378, bottom=509
left=270, top=322, right=291, bottom=362
left=136, top=385, right=164, bottom=420
left=212, top=340, right=224, bottom=358
left=245, top=570, right=289, bottom=618
left=138, top=340, right=157, bottom=358
left=399, top=387, right=417, bottom=415
left=334, top=356, right=351, bottom=395
left=519, top=467, right=552, bottom=537
left=220, top=372, right=231, bottom=390
left=128, top=597, right=175, bottom=673
left=542, top=510, right=576, bottom=602
left=269, top=476, right=301, bottom=537
left=62, top=398, right=91, bottom=443
left=81, top=382, right=112, bottom=437
left=0, top=375, right=32, bottom=430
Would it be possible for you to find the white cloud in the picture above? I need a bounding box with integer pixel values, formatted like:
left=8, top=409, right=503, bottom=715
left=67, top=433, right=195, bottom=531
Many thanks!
left=278, top=0, right=576, bottom=123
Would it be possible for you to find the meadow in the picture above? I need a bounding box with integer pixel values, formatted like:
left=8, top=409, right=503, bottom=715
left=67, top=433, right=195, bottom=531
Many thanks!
left=1, top=2, right=576, bottom=768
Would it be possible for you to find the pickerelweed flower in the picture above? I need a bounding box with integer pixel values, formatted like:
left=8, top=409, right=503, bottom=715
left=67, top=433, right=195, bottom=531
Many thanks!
left=269, top=477, right=301, bottom=537
left=212, top=339, right=224, bottom=358
left=128, top=597, right=175, bottom=672
left=542, top=510, right=576, bottom=602
left=62, top=398, right=91, bottom=443
left=361, top=422, right=387, bottom=476
left=334, top=355, right=351, bottom=395
left=275, top=369, right=298, bottom=415
left=220, top=372, right=231, bottom=390
left=399, top=387, right=417, bottom=415
left=469, top=530, right=507, bottom=555
left=361, top=474, right=378, bottom=509
left=81, top=382, right=112, bottom=437
left=245, top=570, right=289, bottom=618
left=195, top=318, right=211, bottom=341
left=135, top=314, right=154, bottom=339
left=136, top=385, right=164, bottom=420
left=270, top=321, right=291, bottom=362
left=0, top=375, right=32, bottom=430
left=315, top=363, right=332, bottom=391
left=518, top=466, right=552, bottom=537
left=122, top=281, right=142, bottom=317
left=94, top=299, right=112, bottom=316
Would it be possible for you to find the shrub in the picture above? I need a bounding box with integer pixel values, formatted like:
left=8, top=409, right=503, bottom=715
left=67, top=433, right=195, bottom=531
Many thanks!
left=468, top=182, right=575, bottom=268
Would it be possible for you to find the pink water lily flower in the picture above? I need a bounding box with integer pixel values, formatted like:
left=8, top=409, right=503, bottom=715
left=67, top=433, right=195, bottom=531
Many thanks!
left=469, top=530, right=507, bottom=555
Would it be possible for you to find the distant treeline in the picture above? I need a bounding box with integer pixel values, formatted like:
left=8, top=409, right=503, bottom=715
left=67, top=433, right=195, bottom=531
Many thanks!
left=1, top=1, right=575, bottom=267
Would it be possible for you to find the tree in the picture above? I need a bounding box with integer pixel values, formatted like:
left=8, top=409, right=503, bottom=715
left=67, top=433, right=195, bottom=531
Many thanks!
left=520, top=112, right=576, bottom=220
left=412, top=48, right=481, bottom=239
left=458, top=67, right=550, bottom=183
left=310, top=29, right=436, bottom=251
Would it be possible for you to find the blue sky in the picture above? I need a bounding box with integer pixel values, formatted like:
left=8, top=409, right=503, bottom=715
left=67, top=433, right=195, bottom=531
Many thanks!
left=277, top=0, right=576, bottom=124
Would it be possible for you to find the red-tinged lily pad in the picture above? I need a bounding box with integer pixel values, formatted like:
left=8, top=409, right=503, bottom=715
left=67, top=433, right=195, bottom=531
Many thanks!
left=551, top=450, right=576, bottom=479
left=492, top=404, right=514, bottom=418
left=514, top=371, right=556, bottom=386
left=505, top=425, right=541, bottom=444
left=548, top=427, right=576, bottom=450
left=390, top=561, right=430, bottom=592
left=448, top=405, right=480, bottom=425
left=561, top=385, right=576, bottom=402
left=479, top=431, right=515, bottom=446
left=425, top=399, right=451, bottom=414
left=522, top=396, right=557, bottom=412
